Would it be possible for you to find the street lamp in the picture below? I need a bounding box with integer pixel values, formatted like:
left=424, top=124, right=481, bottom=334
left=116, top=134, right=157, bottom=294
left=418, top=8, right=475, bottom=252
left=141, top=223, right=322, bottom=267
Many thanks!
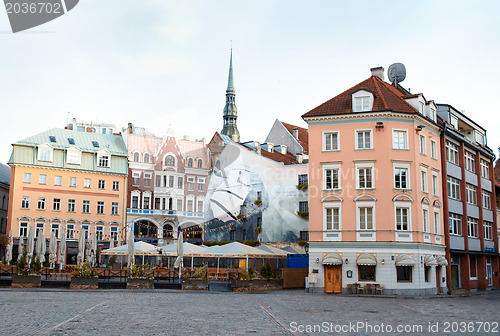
left=304, top=242, right=309, bottom=255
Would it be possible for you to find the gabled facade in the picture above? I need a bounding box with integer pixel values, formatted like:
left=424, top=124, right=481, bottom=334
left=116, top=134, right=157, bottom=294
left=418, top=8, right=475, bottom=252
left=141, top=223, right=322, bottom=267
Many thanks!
left=7, top=128, right=128, bottom=264
left=123, top=124, right=209, bottom=245
left=0, top=163, right=10, bottom=235
left=303, top=67, right=447, bottom=295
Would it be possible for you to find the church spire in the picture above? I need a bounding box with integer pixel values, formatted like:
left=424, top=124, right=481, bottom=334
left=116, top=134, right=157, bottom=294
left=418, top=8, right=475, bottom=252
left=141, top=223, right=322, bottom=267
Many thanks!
left=221, top=48, right=240, bottom=142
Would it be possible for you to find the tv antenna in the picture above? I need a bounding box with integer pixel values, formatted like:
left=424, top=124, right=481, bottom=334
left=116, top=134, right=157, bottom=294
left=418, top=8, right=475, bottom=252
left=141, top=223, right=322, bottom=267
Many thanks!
left=388, top=63, right=406, bottom=86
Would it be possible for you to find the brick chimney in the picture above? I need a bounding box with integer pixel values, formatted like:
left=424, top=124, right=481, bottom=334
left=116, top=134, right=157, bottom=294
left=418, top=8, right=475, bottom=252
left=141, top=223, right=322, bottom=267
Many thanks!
left=370, top=66, right=385, bottom=81
left=127, top=123, right=133, bottom=134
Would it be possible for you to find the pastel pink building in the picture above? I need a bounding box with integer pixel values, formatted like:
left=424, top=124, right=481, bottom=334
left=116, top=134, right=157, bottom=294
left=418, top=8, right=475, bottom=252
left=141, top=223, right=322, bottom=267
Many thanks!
left=303, top=67, right=447, bottom=295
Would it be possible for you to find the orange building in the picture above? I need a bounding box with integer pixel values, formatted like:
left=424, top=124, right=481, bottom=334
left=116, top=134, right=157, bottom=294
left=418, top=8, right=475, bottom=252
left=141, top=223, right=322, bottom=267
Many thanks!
left=303, top=67, right=447, bottom=295
left=7, top=128, right=128, bottom=264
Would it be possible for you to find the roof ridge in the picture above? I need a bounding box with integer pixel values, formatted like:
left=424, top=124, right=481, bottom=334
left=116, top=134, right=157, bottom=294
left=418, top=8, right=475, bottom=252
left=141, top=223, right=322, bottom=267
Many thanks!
left=372, top=76, right=389, bottom=110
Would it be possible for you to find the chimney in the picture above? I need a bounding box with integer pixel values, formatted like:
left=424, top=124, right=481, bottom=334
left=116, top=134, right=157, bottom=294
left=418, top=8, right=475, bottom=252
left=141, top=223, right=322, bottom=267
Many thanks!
left=267, top=142, right=274, bottom=152
left=183, top=135, right=190, bottom=141
left=296, top=153, right=303, bottom=163
left=255, top=141, right=261, bottom=155
left=292, top=128, right=299, bottom=139
left=127, top=123, right=133, bottom=134
left=370, top=66, right=385, bottom=81
left=280, top=145, right=287, bottom=155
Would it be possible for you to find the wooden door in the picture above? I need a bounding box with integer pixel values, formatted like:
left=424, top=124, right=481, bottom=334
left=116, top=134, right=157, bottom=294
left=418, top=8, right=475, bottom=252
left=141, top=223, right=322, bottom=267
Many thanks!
left=435, top=266, right=441, bottom=292
left=324, top=266, right=342, bottom=293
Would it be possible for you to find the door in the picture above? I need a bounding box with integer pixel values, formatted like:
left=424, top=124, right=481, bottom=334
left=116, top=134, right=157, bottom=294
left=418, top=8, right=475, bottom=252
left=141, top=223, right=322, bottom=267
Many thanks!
left=324, top=266, right=342, bottom=293
left=451, top=265, right=460, bottom=289
left=435, top=266, right=441, bottom=292
left=486, top=261, right=493, bottom=287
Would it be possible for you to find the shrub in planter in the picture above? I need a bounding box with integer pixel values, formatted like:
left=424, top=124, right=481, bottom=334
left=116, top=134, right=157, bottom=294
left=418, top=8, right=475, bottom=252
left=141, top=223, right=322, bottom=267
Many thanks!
left=30, top=257, right=42, bottom=273
left=296, top=211, right=309, bottom=217
left=71, top=262, right=95, bottom=277
left=296, top=184, right=308, bottom=191
left=254, top=199, right=262, bottom=206
left=260, top=261, right=272, bottom=280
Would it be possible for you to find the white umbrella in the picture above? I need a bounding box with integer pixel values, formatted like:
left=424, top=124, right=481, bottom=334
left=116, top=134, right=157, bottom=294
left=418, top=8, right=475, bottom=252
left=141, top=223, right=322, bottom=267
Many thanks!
left=77, top=230, right=85, bottom=265
left=89, top=233, right=97, bottom=266
left=26, top=226, right=34, bottom=266
left=174, top=232, right=183, bottom=280
left=36, top=228, right=45, bottom=264
left=48, top=231, right=57, bottom=267
left=17, top=236, right=24, bottom=264
left=5, top=230, right=13, bottom=265
left=58, top=229, right=66, bottom=271
left=128, top=231, right=135, bottom=267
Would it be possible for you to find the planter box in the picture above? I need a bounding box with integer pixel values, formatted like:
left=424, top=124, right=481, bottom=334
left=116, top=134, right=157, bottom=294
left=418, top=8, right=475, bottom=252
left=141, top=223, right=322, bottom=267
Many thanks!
left=127, top=278, right=154, bottom=289
left=182, top=279, right=208, bottom=290
left=71, top=277, right=98, bottom=286
left=232, top=279, right=282, bottom=291
left=12, top=275, right=41, bottom=287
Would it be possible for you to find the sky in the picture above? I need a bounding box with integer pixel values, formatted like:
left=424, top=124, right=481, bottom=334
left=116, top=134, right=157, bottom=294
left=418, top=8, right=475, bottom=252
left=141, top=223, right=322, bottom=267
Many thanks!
left=0, top=0, right=499, bottom=163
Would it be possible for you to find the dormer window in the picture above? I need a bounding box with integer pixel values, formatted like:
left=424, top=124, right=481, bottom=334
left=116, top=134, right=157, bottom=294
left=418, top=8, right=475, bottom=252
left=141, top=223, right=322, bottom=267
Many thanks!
left=352, top=90, right=373, bottom=112
left=418, top=102, right=425, bottom=114
left=450, top=114, right=458, bottom=129
left=68, top=138, right=75, bottom=145
left=38, top=144, right=53, bottom=162
left=49, top=136, right=56, bottom=143
left=67, top=147, right=82, bottom=165
left=97, top=150, right=111, bottom=167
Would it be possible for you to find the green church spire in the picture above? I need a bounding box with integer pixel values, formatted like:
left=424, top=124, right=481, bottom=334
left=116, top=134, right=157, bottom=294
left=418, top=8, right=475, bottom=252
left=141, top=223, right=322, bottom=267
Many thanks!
left=221, top=48, right=240, bottom=141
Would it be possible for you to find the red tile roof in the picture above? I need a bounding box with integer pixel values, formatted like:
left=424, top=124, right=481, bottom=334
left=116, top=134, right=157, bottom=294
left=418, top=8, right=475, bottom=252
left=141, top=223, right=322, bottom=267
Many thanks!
left=280, top=121, right=309, bottom=153
left=240, top=143, right=299, bottom=165
left=302, top=76, right=418, bottom=118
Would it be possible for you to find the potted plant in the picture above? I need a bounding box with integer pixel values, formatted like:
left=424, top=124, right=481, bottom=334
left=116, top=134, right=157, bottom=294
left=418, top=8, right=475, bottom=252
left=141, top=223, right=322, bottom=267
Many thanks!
left=296, top=211, right=309, bottom=217
left=70, top=262, right=98, bottom=287
left=12, top=255, right=41, bottom=287
left=128, top=264, right=153, bottom=288
left=254, top=199, right=262, bottom=206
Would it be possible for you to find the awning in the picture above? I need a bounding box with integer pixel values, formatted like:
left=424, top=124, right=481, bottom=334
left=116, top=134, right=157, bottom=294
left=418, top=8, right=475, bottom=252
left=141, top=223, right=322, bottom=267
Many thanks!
left=356, top=253, right=377, bottom=266
left=395, top=253, right=415, bottom=266
left=424, top=255, right=438, bottom=266
left=322, top=253, right=342, bottom=265
left=436, top=256, right=448, bottom=266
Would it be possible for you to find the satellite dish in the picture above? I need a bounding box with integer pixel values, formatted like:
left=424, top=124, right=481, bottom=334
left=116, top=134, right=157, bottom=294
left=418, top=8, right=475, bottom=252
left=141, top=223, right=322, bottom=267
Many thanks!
left=388, top=63, right=406, bottom=85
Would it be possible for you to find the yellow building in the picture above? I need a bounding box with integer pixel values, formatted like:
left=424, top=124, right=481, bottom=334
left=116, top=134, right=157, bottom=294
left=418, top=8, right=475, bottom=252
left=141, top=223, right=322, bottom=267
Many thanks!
left=7, top=128, right=128, bottom=264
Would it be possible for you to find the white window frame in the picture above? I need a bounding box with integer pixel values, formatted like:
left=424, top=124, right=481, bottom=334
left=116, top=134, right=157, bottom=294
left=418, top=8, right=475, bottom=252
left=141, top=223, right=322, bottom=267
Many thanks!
left=51, top=223, right=60, bottom=239
left=421, top=168, right=428, bottom=193
left=53, top=198, right=61, bottom=211
left=21, top=196, right=30, bottom=209
left=97, top=150, right=111, bottom=168
left=352, top=90, right=373, bottom=112
left=54, top=175, right=62, bottom=186
left=67, top=146, right=82, bottom=165
left=433, top=209, right=440, bottom=235
left=84, top=178, right=91, bottom=188
left=324, top=203, right=341, bottom=231
left=38, top=144, right=53, bottom=162
left=450, top=114, right=458, bottom=129
left=113, top=181, right=120, bottom=191
left=23, top=173, right=31, bottom=183
left=82, top=200, right=90, bottom=213
left=466, top=183, right=477, bottom=205
left=419, top=134, right=426, bottom=155
left=19, top=221, right=29, bottom=237
left=432, top=173, right=439, bottom=196
left=449, top=213, right=461, bottom=235
left=467, top=217, right=479, bottom=238
left=465, top=151, right=475, bottom=173
left=97, top=201, right=104, bottom=214
left=482, top=190, right=491, bottom=210
left=447, top=176, right=460, bottom=200
left=446, top=141, right=459, bottom=165
left=39, top=174, right=47, bottom=185
left=98, top=179, right=106, bottom=190
left=393, top=162, right=410, bottom=190
left=355, top=129, right=373, bottom=150
left=356, top=201, right=375, bottom=231
left=484, top=221, right=493, bottom=240
left=395, top=204, right=411, bottom=231
left=111, top=202, right=119, bottom=215
left=69, top=177, right=77, bottom=187
left=323, top=131, right=340, bottom=151
left=96, top=226, right=104, bottom=240
left=68, top=199, right=75, bottom=212
left=323, top=163, right=341, bottom=190
left=422, top=207, right=429, bottom=233
left=37, top=197, right=45, bottom=210
left=392, top=129, right=408, bottom=150
left=66, top=223, right=75, bottom=240
left=480, top=159, right=490, bottom=179
left=355, top=162, right=374, bottom=189
left=430, top=140, right=437, bottom=159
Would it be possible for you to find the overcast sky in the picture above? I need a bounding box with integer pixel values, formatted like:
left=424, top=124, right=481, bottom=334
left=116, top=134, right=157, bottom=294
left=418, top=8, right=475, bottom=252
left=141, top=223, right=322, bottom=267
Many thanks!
left=1, top=0, right=499, bottom=162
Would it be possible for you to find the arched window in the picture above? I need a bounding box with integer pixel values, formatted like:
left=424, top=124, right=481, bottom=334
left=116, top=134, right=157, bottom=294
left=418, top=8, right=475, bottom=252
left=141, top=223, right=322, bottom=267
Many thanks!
left=143, top=153, right=150, bottom=163
left=133, top=152, right=139, bottom=162
left=197, top=159, right=203, bottom=169
left=188, top=158, right=193, bottom=168
left=165, top=155, right=175, bottom=166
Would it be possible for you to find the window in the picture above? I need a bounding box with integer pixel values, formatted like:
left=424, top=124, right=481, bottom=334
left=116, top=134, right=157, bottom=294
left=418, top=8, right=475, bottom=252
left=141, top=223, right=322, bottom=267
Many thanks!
left=165, top=155, right=175, bottom=166
left=434, top=211, right=440, bottom=234
left=187, top=182, right=194, bottom=191
left=431, top=140, right=437, bottom=159
left=419, top=135, right=426, bottom=155
left=68, top=138, right=75, bottom=145
left=475, top=131, right=484, bottom=145
left=353, top=96, right=370, bottom=112
left=394, top=168, right=408, bottom=189
left=169, top=176, right=174, bottom=188
left=84, top=178, right=91, bottom=188
left=111, top=202, right=119, bottom=215
left=197, top=159, right=203, bottom=169
left=450, top=114, right=458, bottom=129
left=82, top=200, right=90, bottom=213
left=143, top=196, right=150, bottom=209
left=132, top=196, right=139, bottom=209
left=449, top=213, right=461, bottom=235
left=229, top=230, right=235, bottom=241
left=68, top=199, right=75, bottom=212
left=81, top=225, right=89, bottom=239
left=447, top=176, right=460, bottom=200
left=466, top=184, right=477, bottom=205
left=98, top=180, right=105, bottom=189
left=97, top=152, right=109, bottom=167
left=39, top=174, right=47, bottom=185
left=133, top=152, right=139, bottom=162
left=156, top=176, right=162, bottom=187
left=480, top=159, right=490, bottom=179
left=37, top=197, right=45, bottom=210
left=38, top=145, right=53, bottom=162
left=358, top=265, right=375, bottom=281
left=357, top=167, right=373, bottom=189
left=177, top=199, right=182, bottom=212
left=467, top=217, right=478, bottom=238
left=430, top=108, right=436, bottom=121
left=198, top=183, right=204, bottom=192
left=484, top=221, right=493, bottom=240
left=96, top=226, right=104, bottom=240
left=51, top=223, right=60, bottom=238
left=325, top=207, right=339, bottom=230
left=356, top=130, right=372, bottom=149
left=482, top=190, right=491, bottom=210
left=67, top=147, right=81, bottom=165
left=325, top=168, right=339, bottom=190
left=359, top=207, right=373, bottom=230
left=19, top=222, right=28, bottom=237
left=21, top=196, right=30, bottom=209
left=418, top=102, right=424, bottom=114
left=197, top=200, right=204, bottom=213
left=23, top=173, right=31, bottom=183
left=397, top=266, right=412, bottom=282
left=470, top=255, right=477, bottom=279
left=144, top=153, right=150, bottom=163
left=144, top=173, right=151, bottom=187
left=257, top=191, right=262, bottom=201
left=97, top=201, right=104, bottom=214
left=299, top=201, right=309, bottom=212
left=54, top=175, right=62, bottom=186
left=110, top=226, right=118, bottom=240
left=132, top=172, right=140, bottom=186
left=187, top=200, right=193, bottom=212
left=188, top=158, right=193, bottom=167
left=66, top=224, right=75, bottom=239
left=324, top=132, right=339, bottom=151
left=396, top=207, right=409, bottom=231
left=432, top=174, right=439, bottom=196
left=69, top=177, right=77, bottom=187
left=35, top=221, right=44, bottom=236
left=177, top=177, right=183, bottom=189
left=298, top=174, right=308, bottom=185
left=465, top=151, right=475, bottom=172
left=446, top=141, right=459, bottom=164
left=423, top=209, right=429, bottom=232
left=53, top=198, right=60, bottom=211
left=92, top=141, right=99, bottom=148
left=392, top=130, right=407, bottom=150
left=49, top=136, right=56, bottom=143
left=421, top=170, right=428, bottom=193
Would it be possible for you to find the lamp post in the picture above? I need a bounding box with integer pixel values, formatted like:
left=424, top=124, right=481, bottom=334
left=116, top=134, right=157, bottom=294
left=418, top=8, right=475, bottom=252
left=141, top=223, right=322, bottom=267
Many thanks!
left=304, top=242, right=309, bottom=255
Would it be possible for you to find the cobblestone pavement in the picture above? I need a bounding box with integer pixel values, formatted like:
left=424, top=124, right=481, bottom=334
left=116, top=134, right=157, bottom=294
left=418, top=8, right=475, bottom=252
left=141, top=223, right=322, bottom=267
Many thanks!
left=0, top=289, right=499, bottom=335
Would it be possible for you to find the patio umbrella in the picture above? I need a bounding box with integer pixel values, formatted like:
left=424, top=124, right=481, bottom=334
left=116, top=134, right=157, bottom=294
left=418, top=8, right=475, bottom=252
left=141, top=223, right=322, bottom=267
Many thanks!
left=173, top=231, right=183, bottom=277
left=128, top=232, right=134, bottom=267
left=5, top=230, right=13, bottom=265
left=36, top=228, right=45, bottom=264
left=77, top=230, right=85, bottom=265
left=17, top=236, right=24, bottom=264
left=48, top=231, right=57, bottom=268
left=58, top=229, right=66, bottom=271
left=26, top=226, right=34, bottom=266
left=89, top=233, right=97, bottom=267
